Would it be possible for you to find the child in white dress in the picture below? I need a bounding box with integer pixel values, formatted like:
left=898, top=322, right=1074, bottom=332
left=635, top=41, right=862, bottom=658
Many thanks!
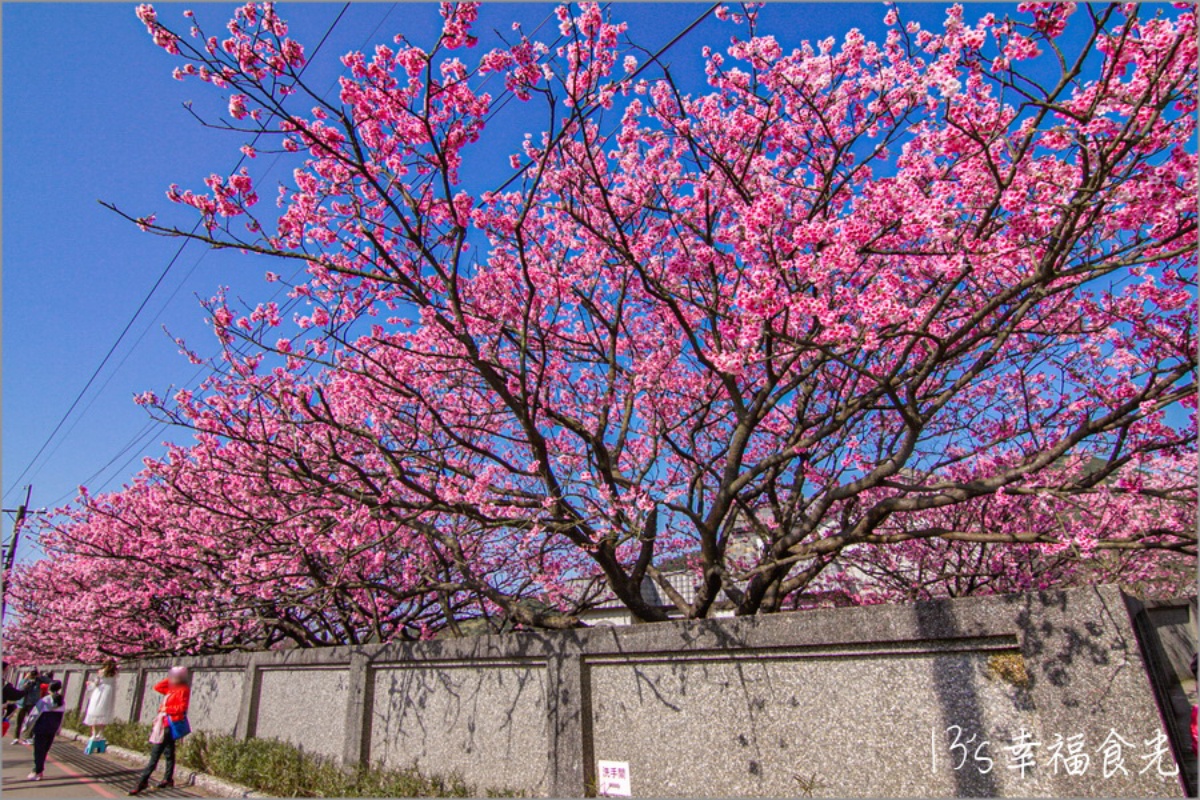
left=82, top=661, right=118, bottom=748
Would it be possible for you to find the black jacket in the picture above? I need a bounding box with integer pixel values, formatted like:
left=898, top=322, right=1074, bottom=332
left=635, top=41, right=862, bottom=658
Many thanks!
left=26, top=696, right=64, bottom=737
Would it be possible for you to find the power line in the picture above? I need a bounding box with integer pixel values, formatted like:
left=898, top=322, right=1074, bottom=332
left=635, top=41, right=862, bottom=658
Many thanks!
left=46, top=4, right=396, bottom=508
left=4, top=3, right=352, bottom=504
left=44, top=3, right=696, bottom=509
left=34, top=249, right=216, bottom=473
left=41, top=0, right=384, bottom=484
left=1, top=485, right=33, bottom=624
left=489, top=2, right=719, bottom=198
left=46, top=420, right=159, bottom=507
left=3, top=232, right=200, bottom=501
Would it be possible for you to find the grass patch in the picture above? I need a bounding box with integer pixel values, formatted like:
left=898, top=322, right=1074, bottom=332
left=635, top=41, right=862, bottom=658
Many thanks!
left=63, top=711, right=514, bottom=797
left=66, top=711, right=156, bottom=756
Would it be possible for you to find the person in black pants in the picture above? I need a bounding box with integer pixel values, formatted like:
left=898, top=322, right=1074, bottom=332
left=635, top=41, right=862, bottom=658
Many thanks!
left=11, top=670, right=40, bottom=745
left=130, top=667, right=190, bottom=795
left=24, top=680, right=65, bottom=781
left=2, top=679, right=24, bottom=732
left=134, top=727, right=177, bottom=792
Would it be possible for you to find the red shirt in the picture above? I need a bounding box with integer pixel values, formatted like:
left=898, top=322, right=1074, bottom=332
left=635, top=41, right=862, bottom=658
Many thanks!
left=154, top=680, right=190, bottom=722
left=1191, top=705, right=1197, bottom=755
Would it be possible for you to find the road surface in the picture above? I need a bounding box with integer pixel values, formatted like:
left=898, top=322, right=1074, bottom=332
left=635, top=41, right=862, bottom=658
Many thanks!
left=2, top=735, right=211, bottom=798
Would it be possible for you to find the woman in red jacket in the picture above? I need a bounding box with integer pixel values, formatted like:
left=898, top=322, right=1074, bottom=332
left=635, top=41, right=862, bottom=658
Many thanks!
left=129, top=666, right=190, bottom=795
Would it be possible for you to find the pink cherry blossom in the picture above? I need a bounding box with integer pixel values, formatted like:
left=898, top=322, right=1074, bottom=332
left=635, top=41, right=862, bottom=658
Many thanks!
left=5, top=2, right=1194, bottom=662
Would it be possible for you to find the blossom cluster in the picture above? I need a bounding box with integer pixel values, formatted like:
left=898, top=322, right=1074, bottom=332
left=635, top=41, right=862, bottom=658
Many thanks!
left=4, top=2, right=1194, bottom=662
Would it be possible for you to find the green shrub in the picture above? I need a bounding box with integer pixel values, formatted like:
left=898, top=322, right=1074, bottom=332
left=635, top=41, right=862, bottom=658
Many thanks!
left=65, top=711, right=154, bottom=755
left=63, top=710, right=511, bottom=797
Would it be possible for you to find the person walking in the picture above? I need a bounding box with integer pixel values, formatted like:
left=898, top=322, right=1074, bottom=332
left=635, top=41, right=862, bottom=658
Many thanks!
left=2, top=679, right=22, bottom=738
left=21, top=679, right=65, bottom=781
left=82, top=660, right=119, bottom=748
left=10, top=670, right=40, bottom=746
left=129, top=666, right=191, bottom=795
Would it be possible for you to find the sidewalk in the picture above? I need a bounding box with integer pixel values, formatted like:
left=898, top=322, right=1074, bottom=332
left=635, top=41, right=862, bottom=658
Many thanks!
left=2, top=736, right=211, bottom=798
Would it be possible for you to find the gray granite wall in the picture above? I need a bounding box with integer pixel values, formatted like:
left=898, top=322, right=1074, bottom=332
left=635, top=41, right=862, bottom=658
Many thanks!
left=112, top=670, right=138, bottom=722
left=138, top=670, right=170, bottom=725
left=256, top=667, right=350, bottom=759
left=573, top=586, right=1187, bottom=798
left=74, top=670, right=96, bottom=715
left=370, top=661, right=550, bottom=794
left=187, top=669, right=243, bottom=736
left=62, top=669, right=85, bottom=716
left=588, top=644, right=1046, bottom=797
left=33, top=585, right=1191, bottom=798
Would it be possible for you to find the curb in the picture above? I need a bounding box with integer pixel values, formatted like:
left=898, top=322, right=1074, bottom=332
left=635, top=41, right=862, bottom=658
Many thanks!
left=59, top=728, right=272, bottom=798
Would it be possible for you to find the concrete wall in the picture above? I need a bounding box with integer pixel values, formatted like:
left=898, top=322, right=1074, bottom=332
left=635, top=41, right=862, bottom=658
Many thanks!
left=370, top=661, right=550, bottom=794
left=62, top=669, right=85, bottom=716
left=1128, top=596, right=1199, bottom=796
left=256, top=667, right=351, bottom=759
left=587, top=643, right=1047, bottom=797
left=35, top=585, right=1192, bottom=798
left=74, top=670, right=96, bottom=715
left=138, top=670, right=170, bottom=725
left=112, top=670, right=138, bottom=722
left=186, top=669, right=243, bottom=736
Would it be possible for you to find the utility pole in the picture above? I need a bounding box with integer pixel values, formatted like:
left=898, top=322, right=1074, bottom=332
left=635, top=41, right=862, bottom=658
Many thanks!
left=1, top=485, right=33, bottom=626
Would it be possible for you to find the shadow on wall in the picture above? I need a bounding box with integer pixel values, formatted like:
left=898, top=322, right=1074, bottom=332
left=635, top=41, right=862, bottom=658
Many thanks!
left=27, top=586, right=1190, bottom=799
left=368, top=658, right=551, bottom=794
left=185, top=669, right=243, bottom=736
left=139, top=671, right=169, bottom=725
left=114, top=670, right=138, bottom=722
left=1008, top=589, right=1116, bottom=693
left=915, top=600, right=1000, bottom=798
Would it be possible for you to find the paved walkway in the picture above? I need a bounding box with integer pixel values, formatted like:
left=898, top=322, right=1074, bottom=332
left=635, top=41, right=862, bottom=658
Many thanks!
left=2, top=735, right=210, bottom=798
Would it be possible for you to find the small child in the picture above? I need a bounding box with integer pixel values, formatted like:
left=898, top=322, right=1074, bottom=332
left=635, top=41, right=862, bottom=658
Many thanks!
left=83, top=660, right=119, bottom=749
left=129, top=666, right=191, bottom=795
left=23, top=679, right=65, bottom=781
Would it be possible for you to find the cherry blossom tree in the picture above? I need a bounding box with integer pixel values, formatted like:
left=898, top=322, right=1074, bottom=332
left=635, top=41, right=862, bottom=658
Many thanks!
left=5, top=1, right=1195, bottom=662
left=805, top=452, right=1198, bottom=607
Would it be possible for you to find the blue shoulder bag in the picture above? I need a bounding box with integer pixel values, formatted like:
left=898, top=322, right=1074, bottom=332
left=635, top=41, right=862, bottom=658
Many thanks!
left=168, top=716, right=191, bottom=740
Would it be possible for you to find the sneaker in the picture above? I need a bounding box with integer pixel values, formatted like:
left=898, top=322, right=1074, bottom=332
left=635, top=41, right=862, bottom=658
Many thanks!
left=10, top=738, right=20, bottom=746
left=32, top=773, right=43, bottom=782
left=25, top=772, right=38, bottom=780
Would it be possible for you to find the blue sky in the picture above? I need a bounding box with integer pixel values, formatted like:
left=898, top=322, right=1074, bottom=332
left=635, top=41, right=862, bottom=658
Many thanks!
left=0, top=2, right=1144, bottom=562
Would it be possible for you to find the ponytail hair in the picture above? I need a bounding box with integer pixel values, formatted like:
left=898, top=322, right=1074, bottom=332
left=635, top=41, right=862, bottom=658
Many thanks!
left=48, top=679, right=63, bottom=708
